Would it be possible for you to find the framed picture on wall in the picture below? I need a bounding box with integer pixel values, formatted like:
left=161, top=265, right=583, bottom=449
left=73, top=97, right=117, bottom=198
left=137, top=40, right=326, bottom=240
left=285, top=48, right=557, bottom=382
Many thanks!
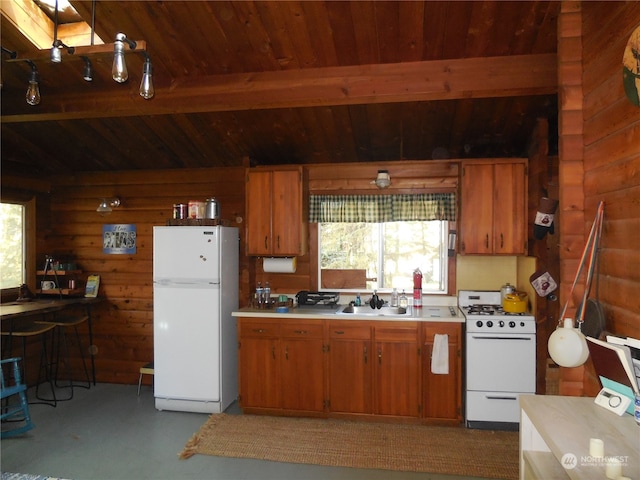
left=103, top=224, right=137, bottom=254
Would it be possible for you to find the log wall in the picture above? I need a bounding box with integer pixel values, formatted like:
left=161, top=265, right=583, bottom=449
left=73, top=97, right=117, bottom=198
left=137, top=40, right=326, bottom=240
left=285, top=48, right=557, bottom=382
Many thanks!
left=582, top=2, right=640, bottom=336
left=557, top=1, right=640, bottom=395
left=42, top=167, right=248, bottom=384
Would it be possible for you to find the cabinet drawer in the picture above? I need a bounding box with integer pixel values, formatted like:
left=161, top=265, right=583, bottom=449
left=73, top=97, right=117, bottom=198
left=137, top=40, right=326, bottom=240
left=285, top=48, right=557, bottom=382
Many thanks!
left=280, top=322, right=324, bottom=339
left=239, top=319, right=280, bottom=337
left=374, top=323, right=418, bottom=342
left=423, top=323, right=461, bottom=343
left=328, top=322, right=371, bottom=340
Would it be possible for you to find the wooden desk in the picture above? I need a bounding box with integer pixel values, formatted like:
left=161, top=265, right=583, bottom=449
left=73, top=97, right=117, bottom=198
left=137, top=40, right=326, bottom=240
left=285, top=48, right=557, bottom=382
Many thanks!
left=1, top=297, right=102, bottom=385
left=520, top=394, right=639, bottom=480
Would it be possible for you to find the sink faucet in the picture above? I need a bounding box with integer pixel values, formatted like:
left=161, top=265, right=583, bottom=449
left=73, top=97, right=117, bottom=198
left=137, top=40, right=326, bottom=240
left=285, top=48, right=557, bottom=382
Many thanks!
left=369, top=290, right=383, bottom=309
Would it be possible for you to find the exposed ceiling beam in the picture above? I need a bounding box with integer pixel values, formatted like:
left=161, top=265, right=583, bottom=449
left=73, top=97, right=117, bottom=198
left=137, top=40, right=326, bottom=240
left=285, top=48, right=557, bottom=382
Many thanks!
left=1, top=53, right=557, bottom=123
left=4, top=40, right=147, bottom=62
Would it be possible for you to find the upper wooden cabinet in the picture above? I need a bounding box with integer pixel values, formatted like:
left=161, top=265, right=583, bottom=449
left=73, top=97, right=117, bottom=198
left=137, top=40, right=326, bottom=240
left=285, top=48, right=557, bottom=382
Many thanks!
left=459, top=160, right=527, bottom=255
left=245, top=167, right=307, bottom=256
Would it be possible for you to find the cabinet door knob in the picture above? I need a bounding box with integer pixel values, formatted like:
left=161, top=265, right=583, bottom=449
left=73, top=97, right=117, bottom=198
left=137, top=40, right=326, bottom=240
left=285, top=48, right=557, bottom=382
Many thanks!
left=378, top=348, right=382, bottom=364
left=363, top=345, right=368, bottom=364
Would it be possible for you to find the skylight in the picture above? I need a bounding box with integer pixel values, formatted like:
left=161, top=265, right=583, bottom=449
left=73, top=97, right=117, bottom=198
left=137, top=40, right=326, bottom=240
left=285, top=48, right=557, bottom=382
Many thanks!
left=34, top=0, right=82, bottom=24
left=0, top=0, right=102, bottom=49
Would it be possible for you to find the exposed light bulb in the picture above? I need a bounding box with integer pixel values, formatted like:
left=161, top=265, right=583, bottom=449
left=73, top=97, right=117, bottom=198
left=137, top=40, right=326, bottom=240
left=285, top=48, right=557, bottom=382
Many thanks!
left=25, top=66, right=40, bottom=106
left=139, top=57, right=154, bottom=99
left=112, top=35, right=128, bottom=83
left=26, top=80, right=41, bottom=105
left=83, top=57, right=93, bottom=82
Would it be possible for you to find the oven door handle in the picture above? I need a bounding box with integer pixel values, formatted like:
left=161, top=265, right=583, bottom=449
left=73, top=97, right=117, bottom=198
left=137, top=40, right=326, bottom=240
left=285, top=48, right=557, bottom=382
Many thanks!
left=485, top=395, right=518, bottom=401
left=470, top=336, right=532, bottom=341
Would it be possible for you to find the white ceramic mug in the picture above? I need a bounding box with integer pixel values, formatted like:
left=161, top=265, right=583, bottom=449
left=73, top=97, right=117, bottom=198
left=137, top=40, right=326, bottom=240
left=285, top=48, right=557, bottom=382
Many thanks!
left=41, top=280, right=56, bottom=290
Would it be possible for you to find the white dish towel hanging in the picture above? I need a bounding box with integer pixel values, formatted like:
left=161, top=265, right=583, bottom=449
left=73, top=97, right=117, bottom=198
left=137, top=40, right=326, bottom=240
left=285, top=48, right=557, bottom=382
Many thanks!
left=431, top=334, right=449, bottom=374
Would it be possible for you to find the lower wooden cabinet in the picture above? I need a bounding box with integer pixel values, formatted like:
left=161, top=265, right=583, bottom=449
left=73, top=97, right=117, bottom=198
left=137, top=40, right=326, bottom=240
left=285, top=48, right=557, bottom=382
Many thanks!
left=280, top=322, right=324, bottom=412
left=238, top=317, right=461, bottom=424
left=327, top=322, right=373, bottom=414
left=373, top=322, right=421, bottom=418
left=422, top=323, right=462, bottom=423
left=238, top=318, right=324, bottom=414
left=238, top=319, right=281, bottom=409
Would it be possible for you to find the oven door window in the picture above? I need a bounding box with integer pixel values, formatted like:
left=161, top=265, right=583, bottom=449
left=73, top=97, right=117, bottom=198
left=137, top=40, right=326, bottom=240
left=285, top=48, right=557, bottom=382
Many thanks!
left=466, top=333, right=536, bottom=392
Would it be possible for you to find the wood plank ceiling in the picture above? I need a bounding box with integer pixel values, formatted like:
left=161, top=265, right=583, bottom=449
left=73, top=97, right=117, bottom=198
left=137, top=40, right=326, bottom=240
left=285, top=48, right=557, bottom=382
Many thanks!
left=0, top=1, right=559, bottom=176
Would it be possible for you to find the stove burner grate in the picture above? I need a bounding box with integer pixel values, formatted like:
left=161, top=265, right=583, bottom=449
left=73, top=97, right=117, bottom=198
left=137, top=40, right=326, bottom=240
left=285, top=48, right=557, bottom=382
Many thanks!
left=464, top=304, right=529, bottom=316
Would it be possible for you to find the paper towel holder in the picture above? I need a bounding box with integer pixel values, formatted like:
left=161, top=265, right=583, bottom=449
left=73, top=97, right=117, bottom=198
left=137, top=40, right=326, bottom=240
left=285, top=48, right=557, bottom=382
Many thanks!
left=263, top=257, right=297, bottom=273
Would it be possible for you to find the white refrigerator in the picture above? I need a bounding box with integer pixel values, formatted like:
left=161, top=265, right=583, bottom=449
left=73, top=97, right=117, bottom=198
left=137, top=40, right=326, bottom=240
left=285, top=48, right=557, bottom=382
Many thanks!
left=153, top=226, right=239, bottom=413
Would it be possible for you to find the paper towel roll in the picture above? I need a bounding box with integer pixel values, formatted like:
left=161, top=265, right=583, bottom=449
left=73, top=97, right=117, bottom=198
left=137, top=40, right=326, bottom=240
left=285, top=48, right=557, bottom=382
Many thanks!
left=263, top=257, right=297, bottom=273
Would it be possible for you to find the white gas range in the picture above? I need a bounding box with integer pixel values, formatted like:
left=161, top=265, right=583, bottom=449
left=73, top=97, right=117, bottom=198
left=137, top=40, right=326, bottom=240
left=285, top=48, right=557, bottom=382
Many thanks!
left=459, top=290, right=536, bottom=430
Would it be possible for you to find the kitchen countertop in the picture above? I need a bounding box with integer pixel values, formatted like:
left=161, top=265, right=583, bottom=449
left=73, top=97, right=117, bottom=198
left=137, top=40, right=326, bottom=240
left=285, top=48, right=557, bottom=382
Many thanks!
left=232, top=303, right=464, bottom=323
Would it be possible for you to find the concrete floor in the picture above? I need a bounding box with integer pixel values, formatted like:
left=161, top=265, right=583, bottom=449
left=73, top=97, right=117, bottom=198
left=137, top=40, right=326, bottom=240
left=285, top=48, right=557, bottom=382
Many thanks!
left=1, top=383, right=493, bottom=480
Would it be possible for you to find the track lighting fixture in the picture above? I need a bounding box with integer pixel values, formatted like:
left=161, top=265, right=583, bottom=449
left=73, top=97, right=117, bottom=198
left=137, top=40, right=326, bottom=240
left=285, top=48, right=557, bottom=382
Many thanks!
left=112, top=33, right=137, bottom=83
left=139, top=53, right=154, bottom=99
left=3, top=29, right=153, bottom=101
left=97, top=198, right=121, bottom=215
left=25, top=60, right=41, bottom=106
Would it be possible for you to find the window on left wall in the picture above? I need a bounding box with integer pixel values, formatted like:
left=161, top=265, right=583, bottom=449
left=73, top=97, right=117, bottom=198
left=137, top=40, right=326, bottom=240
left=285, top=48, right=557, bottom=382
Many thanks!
left=1, top=202, right=26, bottom=288
left=1, top=198, right=35, bottom=297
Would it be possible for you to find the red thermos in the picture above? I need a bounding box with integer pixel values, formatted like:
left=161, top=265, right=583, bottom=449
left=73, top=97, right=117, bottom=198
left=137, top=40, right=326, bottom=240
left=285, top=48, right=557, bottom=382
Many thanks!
left=413, top=268, right=422, bottom=308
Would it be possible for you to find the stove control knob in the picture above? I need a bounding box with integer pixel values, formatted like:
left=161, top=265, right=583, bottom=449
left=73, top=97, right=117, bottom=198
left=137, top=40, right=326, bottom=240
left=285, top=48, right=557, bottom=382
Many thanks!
left=487, top=320, right=493, bottom=328
left=509, top=321, right=516, bottom=328
left=476, top=320, right=483, bottom=328
left=520, top=321, right=526, bottom=328
left=499, top=320, right=505, bottom=328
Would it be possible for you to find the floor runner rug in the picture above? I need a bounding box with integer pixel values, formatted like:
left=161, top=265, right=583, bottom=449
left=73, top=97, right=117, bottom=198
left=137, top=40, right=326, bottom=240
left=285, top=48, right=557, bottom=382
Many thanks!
left=179, top=414, right=519, bottom=479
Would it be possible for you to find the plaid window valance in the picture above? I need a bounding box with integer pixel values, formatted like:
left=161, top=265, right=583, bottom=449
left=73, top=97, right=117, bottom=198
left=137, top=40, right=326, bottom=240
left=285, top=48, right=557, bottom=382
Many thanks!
left=309, top=193, right=456, bottom=223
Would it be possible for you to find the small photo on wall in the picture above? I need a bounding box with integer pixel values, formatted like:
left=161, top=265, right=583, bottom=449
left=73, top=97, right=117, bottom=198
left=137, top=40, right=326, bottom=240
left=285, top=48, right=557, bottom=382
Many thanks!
left=103, top=224, right=137, bottom=254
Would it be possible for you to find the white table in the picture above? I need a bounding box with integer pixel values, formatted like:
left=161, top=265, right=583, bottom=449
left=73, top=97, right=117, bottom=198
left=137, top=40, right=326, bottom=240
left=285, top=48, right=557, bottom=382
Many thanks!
left=520, top=394, right=639, bottom=480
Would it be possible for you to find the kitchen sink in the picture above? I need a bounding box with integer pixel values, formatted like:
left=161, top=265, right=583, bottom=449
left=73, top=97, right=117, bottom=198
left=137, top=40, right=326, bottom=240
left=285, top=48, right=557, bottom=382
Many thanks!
left=338, top=305, right=408, bottom=316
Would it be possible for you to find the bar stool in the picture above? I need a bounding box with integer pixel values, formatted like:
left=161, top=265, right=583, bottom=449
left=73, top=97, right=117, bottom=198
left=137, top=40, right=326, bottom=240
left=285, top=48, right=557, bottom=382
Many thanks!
left=36, top=312, right=91, bottom=401
left=1, top=320, right=57, bottom=407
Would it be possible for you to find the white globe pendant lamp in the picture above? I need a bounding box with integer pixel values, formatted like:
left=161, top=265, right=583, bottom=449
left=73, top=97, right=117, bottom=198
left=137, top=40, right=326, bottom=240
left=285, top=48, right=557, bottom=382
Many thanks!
left=548, top=318, right=589, bottom=368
